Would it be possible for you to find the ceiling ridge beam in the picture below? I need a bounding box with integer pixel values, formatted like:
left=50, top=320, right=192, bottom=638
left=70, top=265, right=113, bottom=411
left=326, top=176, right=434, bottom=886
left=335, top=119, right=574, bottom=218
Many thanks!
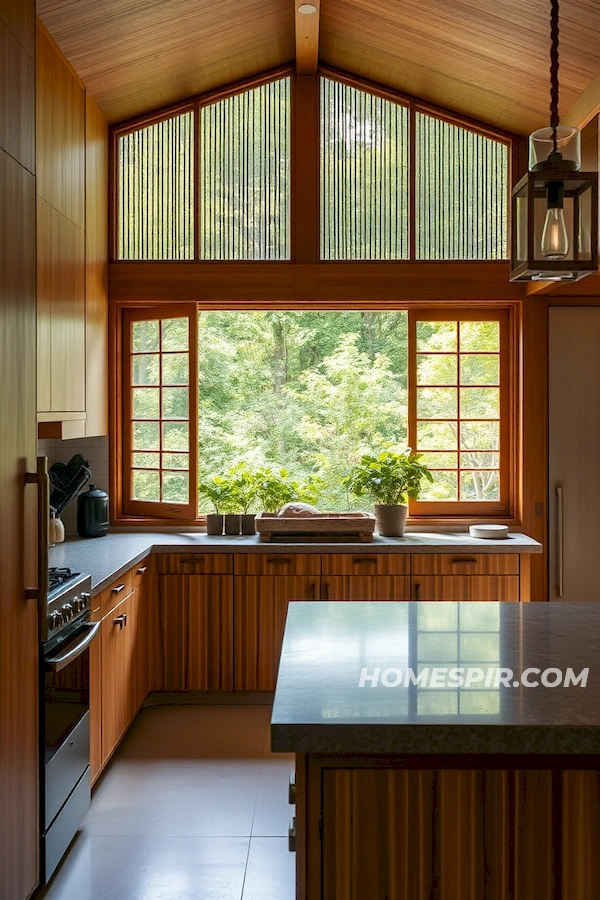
left=295, top=0, right=320, bottom=75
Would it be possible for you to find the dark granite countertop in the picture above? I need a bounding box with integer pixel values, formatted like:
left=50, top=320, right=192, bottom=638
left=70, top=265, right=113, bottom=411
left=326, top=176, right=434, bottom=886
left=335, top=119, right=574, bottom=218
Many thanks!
left=271, top=601, right=600, bottom=755
left=48, top=531, right=542, bottom=595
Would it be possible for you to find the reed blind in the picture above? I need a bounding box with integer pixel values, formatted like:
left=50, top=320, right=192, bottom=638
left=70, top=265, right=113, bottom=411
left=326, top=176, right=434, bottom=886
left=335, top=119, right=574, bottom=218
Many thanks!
left=200, top=78, right=291, bottom=260
left=117, top=111, right=194, bottom=260
left=320, top=78, right=410, bottom=260
left=416, top=113, right=508, bottom=260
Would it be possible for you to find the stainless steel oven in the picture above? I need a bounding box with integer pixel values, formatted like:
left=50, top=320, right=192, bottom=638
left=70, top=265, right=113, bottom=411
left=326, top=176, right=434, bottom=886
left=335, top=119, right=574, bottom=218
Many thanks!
left=41, top=571, right=98, bottom=884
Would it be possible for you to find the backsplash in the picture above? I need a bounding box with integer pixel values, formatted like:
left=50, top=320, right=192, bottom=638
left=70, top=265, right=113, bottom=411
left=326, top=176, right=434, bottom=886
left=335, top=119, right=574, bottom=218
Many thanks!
left=38, top=436, right=109, bottom=536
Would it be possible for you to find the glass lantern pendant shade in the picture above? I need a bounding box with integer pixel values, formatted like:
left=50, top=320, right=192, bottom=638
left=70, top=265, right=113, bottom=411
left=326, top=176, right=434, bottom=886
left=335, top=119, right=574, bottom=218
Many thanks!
left=510, top=0, right=598, bottom=283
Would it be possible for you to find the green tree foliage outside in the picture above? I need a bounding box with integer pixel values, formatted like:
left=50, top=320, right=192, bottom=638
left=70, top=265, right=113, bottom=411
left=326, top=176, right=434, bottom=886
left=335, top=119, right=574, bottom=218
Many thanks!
left=197, top=311, right=409, bottom=512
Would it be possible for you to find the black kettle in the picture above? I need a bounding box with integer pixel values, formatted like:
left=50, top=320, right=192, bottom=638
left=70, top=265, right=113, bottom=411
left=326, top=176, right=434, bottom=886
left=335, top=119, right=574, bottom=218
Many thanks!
left=77, top=484, right=109, bottom=538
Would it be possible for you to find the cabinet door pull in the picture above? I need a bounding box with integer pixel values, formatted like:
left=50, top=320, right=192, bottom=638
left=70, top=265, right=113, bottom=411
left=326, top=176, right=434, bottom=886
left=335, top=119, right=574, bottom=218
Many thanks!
left=288, top=818, right=297, bottom=853
left=413, top=582, right=420, bottom=601
left=136, top=566, right=148, bottom=575
left=308, top=582, right=316, bottom=600
left=180, top=555, right=205, bottom=564
left=288, top=772, right=296, bottom=805
left=114, top=614, right=127, bottom=629
left=322, top=581, right=330, bottom=600
left=267, top=557, right=290, bottom=565
left=556, top=486, right=564, bottom=598
left=353, top=557, right=377, bottom=566
left=450, top=558, right=478, bottom=565
left=111, top=583, right=126, bottom=594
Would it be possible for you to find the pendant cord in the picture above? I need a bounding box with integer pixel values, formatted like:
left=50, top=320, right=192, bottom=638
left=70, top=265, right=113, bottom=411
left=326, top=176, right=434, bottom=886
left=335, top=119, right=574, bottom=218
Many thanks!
left=550, top=0, right=560, bottom=152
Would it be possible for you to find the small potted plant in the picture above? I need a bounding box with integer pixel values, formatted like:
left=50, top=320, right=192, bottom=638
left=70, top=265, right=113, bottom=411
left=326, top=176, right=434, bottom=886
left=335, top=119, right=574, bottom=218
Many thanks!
left=343, top=449, right=433, bottom=537
left=198, top=476, right=233, bottom=536
left=227, top=464, right=259, bottom=535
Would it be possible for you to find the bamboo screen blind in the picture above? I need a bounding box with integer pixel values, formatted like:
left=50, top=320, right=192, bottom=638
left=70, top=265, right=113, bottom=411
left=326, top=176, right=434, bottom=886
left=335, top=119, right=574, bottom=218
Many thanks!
left=320, top=78, right=410, bottom=260
left=200, top=78, right=291, bottom=259
left=416, top=112, right=508, bottom=260
left=117, top=111, right=194, bottom=260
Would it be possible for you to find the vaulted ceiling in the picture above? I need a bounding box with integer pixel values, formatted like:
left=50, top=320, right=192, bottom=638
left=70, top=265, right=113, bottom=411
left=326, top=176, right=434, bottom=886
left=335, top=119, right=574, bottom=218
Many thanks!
left=37, top=0, right=600, bottom=134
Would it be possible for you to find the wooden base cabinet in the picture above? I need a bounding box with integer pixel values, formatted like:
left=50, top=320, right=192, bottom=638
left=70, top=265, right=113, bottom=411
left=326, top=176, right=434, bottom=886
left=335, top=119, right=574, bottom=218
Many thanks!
left=298, top=755, right=600, bottom=900
left=234, top=575, right=319, bottom=690
left=412, top=575, right=520, bottom=602
left=158, top=574, right=233, bottom=691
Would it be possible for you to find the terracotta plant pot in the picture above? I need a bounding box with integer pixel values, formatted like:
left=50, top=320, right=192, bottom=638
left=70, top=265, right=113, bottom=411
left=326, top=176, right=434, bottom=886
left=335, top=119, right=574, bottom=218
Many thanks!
left=224, top=514, right=241, bottom=535
left=241, top=513, right=257, bottom=535
left=206, top=513, right=224, bottom=536
left=374, top=504, right=408, bottom=537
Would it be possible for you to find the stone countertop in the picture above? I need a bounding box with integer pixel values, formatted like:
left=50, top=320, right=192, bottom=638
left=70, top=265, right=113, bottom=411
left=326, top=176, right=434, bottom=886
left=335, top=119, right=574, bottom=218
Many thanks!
left=48, top=531, right=542, bottom=596
left=271, top=601, right=600, bottom=755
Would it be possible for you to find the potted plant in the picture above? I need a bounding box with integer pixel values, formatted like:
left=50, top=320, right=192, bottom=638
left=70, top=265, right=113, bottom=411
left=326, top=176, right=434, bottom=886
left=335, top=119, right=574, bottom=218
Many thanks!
left=255, top=467, right=320, bottom=515
left=227, top=464, right=259, bottom=535
left=198, top=476, right=233, bottom=535
left=343, top=449, right=433, bottom=537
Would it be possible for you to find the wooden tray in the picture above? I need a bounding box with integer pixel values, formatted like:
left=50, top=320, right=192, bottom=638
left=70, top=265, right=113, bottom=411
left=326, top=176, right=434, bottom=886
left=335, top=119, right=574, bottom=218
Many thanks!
left=255, top=512, right=376, bottom=542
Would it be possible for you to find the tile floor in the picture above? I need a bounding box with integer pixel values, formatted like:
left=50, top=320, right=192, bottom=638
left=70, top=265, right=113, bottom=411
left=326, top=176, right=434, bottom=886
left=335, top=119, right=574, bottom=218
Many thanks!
left=40, top=705, right=296, bottom=900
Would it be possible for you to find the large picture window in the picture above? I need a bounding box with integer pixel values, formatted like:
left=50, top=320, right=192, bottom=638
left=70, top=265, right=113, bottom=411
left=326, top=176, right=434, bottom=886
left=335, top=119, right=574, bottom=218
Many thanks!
left=118, top=306, right=514, bottom=522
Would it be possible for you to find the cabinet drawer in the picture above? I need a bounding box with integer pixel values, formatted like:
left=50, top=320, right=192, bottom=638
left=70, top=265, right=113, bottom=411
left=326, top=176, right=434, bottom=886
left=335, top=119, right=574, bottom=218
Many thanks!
left=154, top=553, right=233, bottom=575
left=411, top=554, right=519, bottom=576
left=131, top=557, right=151, bottom=590
left=235, top=554, right=321, bottom=576
left=100, top=570, right=133, bottom=618
left=321, top=554, right=410, bottom=576
left=412, top=575, right=520, bottom=602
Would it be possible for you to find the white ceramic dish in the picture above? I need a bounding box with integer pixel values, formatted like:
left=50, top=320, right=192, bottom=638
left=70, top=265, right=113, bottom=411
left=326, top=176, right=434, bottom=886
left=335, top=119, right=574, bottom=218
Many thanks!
left=469, top=524, right=509, bottom=540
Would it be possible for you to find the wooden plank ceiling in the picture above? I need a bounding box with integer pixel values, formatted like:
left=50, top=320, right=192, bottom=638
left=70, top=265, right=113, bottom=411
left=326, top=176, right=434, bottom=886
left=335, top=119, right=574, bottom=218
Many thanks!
left=38, top=0, right=600, bottom=134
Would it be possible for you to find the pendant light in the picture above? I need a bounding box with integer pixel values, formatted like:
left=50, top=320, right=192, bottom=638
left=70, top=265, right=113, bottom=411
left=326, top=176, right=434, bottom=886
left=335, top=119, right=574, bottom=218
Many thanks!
left=510, top=0, right=598, bottom=282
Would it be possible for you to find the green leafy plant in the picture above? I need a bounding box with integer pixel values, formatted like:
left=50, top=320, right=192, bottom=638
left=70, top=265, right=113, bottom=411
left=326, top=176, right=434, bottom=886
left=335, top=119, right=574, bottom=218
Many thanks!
left=343, top=449, right=433, bottom=506
left=197, top=476, right=233, bottom=514
left=224, top=463, right=259, bottom=514
left=255, top=467, right=321, bottom=514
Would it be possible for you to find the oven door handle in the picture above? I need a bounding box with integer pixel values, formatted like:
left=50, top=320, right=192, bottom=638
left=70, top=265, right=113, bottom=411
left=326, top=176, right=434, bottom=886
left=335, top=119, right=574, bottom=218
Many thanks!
left=45, top=622, right=101, bottom=672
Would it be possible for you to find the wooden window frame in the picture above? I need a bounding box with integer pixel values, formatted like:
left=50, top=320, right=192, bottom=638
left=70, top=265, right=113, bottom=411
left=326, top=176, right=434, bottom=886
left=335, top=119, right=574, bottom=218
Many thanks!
left=121, top=304, right=198, bottom=521
left=111, top=300, right=520, bottom=528
left=408, top=307, right=516, bottom=520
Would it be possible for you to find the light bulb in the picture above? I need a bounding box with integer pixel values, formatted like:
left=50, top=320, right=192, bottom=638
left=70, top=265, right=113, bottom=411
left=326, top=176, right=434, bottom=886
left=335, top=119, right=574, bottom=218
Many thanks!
left=541, top=207, right=569, bottom=259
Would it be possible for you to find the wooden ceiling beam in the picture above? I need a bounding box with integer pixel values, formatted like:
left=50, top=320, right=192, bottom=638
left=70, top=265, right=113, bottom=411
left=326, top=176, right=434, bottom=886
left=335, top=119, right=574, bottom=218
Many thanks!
left=295, top=0, right=320, bottom=75
left=561, top=76, right=600, bottom=132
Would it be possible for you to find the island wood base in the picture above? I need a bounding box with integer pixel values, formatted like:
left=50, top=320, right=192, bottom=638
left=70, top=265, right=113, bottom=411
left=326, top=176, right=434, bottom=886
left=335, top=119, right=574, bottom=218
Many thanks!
left=295, top=753, right=600, bottom=900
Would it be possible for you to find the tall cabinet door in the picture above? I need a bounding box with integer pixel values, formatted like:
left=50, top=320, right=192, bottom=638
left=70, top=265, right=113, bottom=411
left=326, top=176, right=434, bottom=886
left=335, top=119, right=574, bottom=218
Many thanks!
left=549, top=308, right=600, bottom=601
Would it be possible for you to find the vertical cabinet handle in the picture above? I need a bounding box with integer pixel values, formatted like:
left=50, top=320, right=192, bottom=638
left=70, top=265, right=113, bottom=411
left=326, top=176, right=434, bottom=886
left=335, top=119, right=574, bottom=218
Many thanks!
left=556, top=486, right=564, bottom=598
left=413, top=582, right=420, bottom=601
left=25, top=456, right=49, bottom=603
left=288, top=817, right=297, bottom=852
left=322, top=581, right=330, bottom=600
left=309, top=582, right=316, bottom=600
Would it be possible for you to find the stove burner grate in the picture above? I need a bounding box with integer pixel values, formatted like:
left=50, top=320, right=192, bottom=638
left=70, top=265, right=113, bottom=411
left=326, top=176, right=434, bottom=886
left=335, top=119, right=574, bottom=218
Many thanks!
left=48, top=567, right=73, bottom=591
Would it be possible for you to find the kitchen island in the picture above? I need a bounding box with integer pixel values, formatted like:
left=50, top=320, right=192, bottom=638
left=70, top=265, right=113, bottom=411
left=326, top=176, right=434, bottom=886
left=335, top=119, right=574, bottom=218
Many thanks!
left=272, top=602, right=600, bottom=900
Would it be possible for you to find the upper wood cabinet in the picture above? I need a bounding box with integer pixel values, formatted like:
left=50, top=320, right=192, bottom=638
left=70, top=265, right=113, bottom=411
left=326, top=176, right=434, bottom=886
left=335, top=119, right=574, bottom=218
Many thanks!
left=36, top=20, right=108, bottom=437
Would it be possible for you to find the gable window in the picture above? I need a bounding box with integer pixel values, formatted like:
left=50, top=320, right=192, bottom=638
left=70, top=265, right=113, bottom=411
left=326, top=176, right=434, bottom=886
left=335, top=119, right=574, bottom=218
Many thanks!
left=117, top=306, right=515, bottom=523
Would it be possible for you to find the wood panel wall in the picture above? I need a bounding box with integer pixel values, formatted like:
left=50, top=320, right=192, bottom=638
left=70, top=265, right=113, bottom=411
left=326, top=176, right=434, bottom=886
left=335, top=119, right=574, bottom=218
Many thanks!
left=0, top=1, right=39, bottom=898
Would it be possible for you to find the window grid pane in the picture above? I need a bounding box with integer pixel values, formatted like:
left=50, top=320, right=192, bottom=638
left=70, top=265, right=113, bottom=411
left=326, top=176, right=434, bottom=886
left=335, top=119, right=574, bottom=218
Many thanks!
left=118, top=112, right=194, bottom=260
left=320, top=78, right=409, bottom=260
left=130, top=316, right=190, bottom=504
left=200, top=78, right=290, bottom=260
left=416, top=320, right=501, bottom=501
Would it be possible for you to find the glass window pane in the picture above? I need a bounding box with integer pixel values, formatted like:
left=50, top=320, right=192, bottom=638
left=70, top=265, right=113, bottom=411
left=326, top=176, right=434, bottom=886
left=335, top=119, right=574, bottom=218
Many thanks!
left=202, top=78, right=290, bottom=260
left=460, top=451, right=499, bottom=469
left=416, top=321, right=457, bottom=352
left=460, top=387, right=500, bottom=418
left=417, top=633, right=458, bottom=660
left=133, top=421, right=160, bottom=451
left=459, top=603, right=500, bottom=631
left=162, top=318, right=189, bottom=352
left=162, top=471, right=189, bottom=503
left=132, top=469, right=160, bottom=501
left=162, top=452, right=188, bottom=470
left=460, top=321, right=499, bottom=352
left=459, top=692, right=500, bottom=715
left=162, top=422, right=189, bottom=452
left=419, top=451, right=458, bottom=469
left=132, top=452, right=160, bottom=468
left=162, top=353, right=189, bottom=385
left=418, top=692, right=459, bottom=716
left=417, top=354, right=457, bottom=385
left=118, top=111, right=194, bottom=260
left=419, top=470, right=457, bottom=500
left=162, top=387, right=188, bottom=419
left=460, top=421, right=499, bottom=451
left=417, top=603, right=458, bottom=631
left=321, top=78, right=409, bottom=260
left=459, top=634, right=500, bottom=662
left=417, top=421, right=458, bottom=450
left=132, top=321, right=159, bottom=353
left=460, top=470, right=499, bottom=500
left=132, top=388, right=159, bottom=419
left=132, top=354, right=159, bottom=386
left=460, top=354, right=499, bottom=385
left=417, top=387, right=457, bottom=419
